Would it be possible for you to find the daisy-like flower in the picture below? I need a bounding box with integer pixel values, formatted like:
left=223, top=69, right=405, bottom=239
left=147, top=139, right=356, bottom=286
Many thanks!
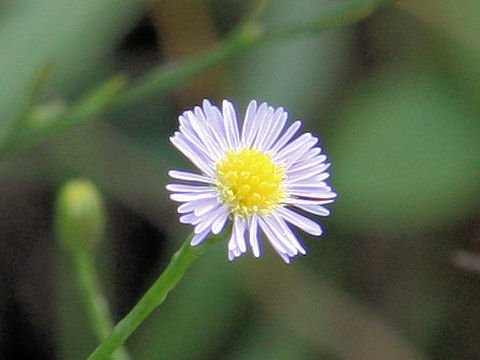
left=166, top=99, right=337, bottom=263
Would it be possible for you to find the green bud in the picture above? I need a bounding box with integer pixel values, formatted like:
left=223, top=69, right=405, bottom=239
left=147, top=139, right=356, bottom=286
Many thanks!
left=55, top=179, right=106, bottom=254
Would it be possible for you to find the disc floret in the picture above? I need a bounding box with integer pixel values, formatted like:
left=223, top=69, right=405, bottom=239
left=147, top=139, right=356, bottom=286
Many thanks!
left=215, top=148, right=285, bottom=217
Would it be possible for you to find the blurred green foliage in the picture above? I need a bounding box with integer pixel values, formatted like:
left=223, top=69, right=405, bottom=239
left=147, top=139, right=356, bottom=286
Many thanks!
left=1, top=0, right=480, bottom=359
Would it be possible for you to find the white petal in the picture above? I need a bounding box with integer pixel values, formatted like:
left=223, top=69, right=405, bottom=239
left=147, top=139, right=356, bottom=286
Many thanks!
left=177, top=197, right=219, bottom=214
left=222, top=99, right=240, bottom=149
left=297, top=147, right=323, bottom=162
left=293, top=203, right=331, bottom=216
left=264, top=215, right=301, bottom=256
left=245, top=102, right=268, bottom=148
left=194, top=202, right=220, bottom=217
left=194, top=206, right=228, bottom=234
left=287, top=157, right=328, bottom=176
left=285, top=196, right=337, bottom=206
left=278, top=253, right=292, bottom=264
left=253, top=106, right=274, bottom=150
left=263, top=109, right=288, bottom=151
left=228, top=225, right=245, bottom=261
left=190, top=228, right=210, bottom=246
left=271, top=213, right=307, bottom=254
left=179, top=213, right=200, bottom=225
left=286, top=164, right=331, bottom=184
left=276, top=207, right=323, bottom=236
left=287, top=188, right=334, bottom=198
left=269, top=120, right=302, bottom=154
left=176, top=123, right=214, bottom=163
left=170, top=135, right=214, bottom=177
left=259, top=217, right=296, bottom=257
left=170, top=191, right=217, bottom=202
left=241, top=100, right=257, bottom=146
left=286, top=184, right=338, bottom=198
left=273, top=132, right=316, bottom=162
left=248, top=214, right=261, bottom=258
left=168, top=170, right=214, bottom=184
left=203, top=99, right=229, bottom=152
left=233, top=216, right=247, bottom=253
left=286, top=174, right=330, bottom=187
left=211, top=210, right=229, bottom=234
left=194, top=107, right=224, bottom=160
left=166, top=184, right=212, bottom=193
left=279, top=137, right=320, bottom=170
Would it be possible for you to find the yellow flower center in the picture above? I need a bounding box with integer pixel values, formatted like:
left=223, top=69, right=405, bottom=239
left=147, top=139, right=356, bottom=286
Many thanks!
left=215, top=148, right=286, bottom=217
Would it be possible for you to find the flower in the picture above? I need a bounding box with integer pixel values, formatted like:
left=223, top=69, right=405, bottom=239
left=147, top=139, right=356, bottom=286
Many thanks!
left=166, top=99, right=337, bottom=263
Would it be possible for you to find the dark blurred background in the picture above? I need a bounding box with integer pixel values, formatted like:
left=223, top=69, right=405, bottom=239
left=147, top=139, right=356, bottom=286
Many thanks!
left=0, top=0, right=479, bottom=359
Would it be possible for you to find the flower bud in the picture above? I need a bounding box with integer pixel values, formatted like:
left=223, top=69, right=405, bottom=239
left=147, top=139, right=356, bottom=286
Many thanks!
left=55, top=179, right=105, bottom=254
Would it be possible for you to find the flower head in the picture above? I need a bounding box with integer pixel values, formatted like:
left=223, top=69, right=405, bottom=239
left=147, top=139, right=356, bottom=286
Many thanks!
left=166, top=99, right=337, bottom=263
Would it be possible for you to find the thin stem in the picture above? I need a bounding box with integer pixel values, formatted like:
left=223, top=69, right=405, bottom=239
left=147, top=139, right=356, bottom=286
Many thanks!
left=86, top=234, right=215, bottom=360
left=0, top=0, right=395, bottom=158
left=73, top=253, right=131, bottom=360
left=260, top=0, right=381, bottom=42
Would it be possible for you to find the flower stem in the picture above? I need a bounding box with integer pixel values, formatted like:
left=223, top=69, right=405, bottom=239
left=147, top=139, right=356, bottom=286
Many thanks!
left=72, top=253, right=131, bottom=360
left=85, top=234, right=214, bottom=360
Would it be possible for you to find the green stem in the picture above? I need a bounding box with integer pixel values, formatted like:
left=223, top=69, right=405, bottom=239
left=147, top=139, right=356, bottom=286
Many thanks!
left=110, top=22, right=259, bottom=109
left=86, top=234, right=214, bottom=360
left=112, top=0, right=381, bottom=110
left=260, top=0, right=381, bottom=42
left=0, top=0, right=393, bottom=159
left=73, top=252, right=131, bottom=360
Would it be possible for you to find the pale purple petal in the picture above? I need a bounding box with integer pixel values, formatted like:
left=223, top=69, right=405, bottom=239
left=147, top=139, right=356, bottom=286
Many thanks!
left=248, top=214, right=261, bottom=258
left=202, top=99, right=229, bottom=152
left=169, top=191, right=218, bottom=202
left=284, top=195, right=337, bottom=206
left=211, top=209, right=229, bottom=234
left=222, top=100, right=240, bottom=149
left=168, top=170, right=214, bottom=184
left=233, top=216, right=247, bottom=252
left=271, top=213, right=307, bottom=255
left=273, top=133, right=317, bottom=163
left=259, top=217, right=296, bottom=256
left=194, top=201, right=220, bottom=217
left=179, top=213, right=200, bottom=225
left=269, top=120, right=302, bottom=154
left=191, top=228, right=211, bottom=246
left=187, top=108, right=223, bottom=160
left=170, top=135, right=214, bottom=177
left=194, top=206, right=228, bottom=234
left=258, top=217, right=296, bottom=260
left=293, top=203, right=331, bottom=216
left=276, top=207, right=323, bottom=236
left=177, top=197, right=219, bottom=214
left=287, top=158, right=329, bottom=177
left=241, top=100, right=257, bottom=146
left=166, top=184, right=212, bottom=193
left=253, top=106, right=274, bottom=151
left=263, top=108, right=288, bottom=151
left=244, top=102, right=268, bottom=148
left=287, top=188, right=334, bottom=198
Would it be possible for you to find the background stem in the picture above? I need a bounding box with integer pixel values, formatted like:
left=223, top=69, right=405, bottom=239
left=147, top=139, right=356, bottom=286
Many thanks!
left=73, top=253, right=132, bottom=360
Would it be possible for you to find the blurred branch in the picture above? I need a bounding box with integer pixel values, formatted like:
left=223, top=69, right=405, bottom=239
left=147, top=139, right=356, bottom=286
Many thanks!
left=0, top=0, right=394, bottom=158
left=0, top=75, right=127, bottom=157
left=112, top=0, right=387, bottom=108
